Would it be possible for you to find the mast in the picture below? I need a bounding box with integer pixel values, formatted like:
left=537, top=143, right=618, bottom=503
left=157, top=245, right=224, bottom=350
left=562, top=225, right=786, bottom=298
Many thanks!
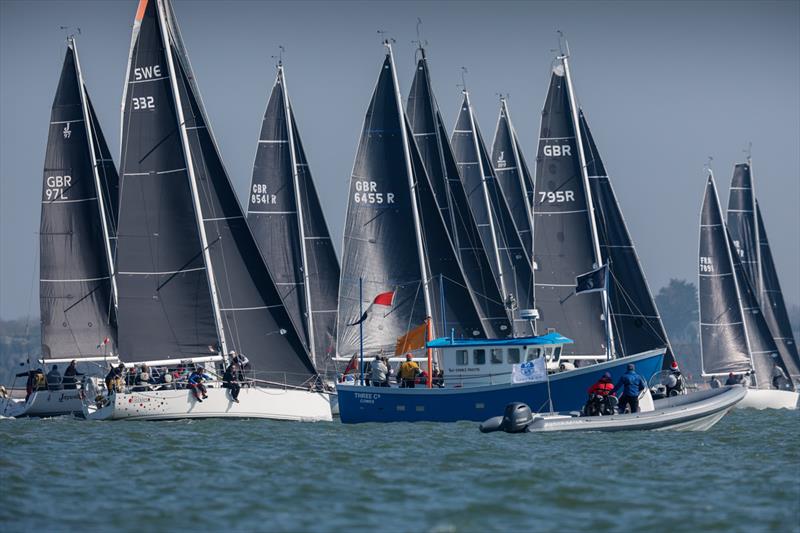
left=386, top=41, right=434, bottom=331
left=280, top=64, right=317, bottom=365
left=747, top=151, right=763, bottom=300
left=464, top=90, right=508, bottom=302
left=71, top=36, right=118, bottom=311
left=560, top=48, right=615, bottom=358
left=156, top=0, right=228, bottom=356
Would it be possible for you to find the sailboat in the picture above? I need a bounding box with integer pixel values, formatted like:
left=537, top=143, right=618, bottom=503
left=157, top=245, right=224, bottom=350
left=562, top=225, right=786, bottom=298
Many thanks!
left=532, top=47, right=672, bottom=367
left=82, top=0, right=331, bottom=421
left=726, top=160, right=800, bottom=380
left=451, top=89, right=535, bottom=335
left=698, top=170, right=797, bottom=410
left=406, top=46, right=511, bottom=339
left=246, top=62, right=340, bottom=377
left=3, top=37, right=118, bottom=418
left=336, top=42, right=492, bottom=363
left=335, top=45, right=665, bottom=424
left=491, top=96, right=535, bottom=260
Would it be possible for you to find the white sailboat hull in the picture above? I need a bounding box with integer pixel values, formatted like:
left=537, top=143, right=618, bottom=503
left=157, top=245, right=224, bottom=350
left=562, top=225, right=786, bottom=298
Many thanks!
left=2, top=389, right=85, bottom=418
left=735, top=388, right=799, bottom=410
left=82, top=386, right=333, bottom=421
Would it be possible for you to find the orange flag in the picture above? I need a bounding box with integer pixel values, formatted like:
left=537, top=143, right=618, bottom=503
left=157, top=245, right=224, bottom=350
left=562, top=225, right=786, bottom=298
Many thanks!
left=395, top=322, right=428, bottom=355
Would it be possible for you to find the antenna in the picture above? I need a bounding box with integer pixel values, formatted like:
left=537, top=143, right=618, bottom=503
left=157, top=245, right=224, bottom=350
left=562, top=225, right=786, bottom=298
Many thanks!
left=270, top=44, right=285, bottom=68
left=458, top=66, right=468, bottom=92
left=704, top=156, right=714, bottom=177
left=412, top=17, right=428, bottom=60
left=556, top=30, right=570, bottom=58
left=378, top=30, right=394, bottom=46
left=743, top=141, right=752, bottom=161
left=59, top=25, right=81, bottom=42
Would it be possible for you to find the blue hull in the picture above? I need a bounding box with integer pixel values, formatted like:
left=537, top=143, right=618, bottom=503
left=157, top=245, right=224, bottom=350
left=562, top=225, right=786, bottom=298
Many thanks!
left=337, top=350, right=665, bottom=423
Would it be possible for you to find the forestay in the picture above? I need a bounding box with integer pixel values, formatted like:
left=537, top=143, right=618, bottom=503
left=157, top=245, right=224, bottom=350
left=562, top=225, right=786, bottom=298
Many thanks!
left=40, top=40, right=118, bottom=361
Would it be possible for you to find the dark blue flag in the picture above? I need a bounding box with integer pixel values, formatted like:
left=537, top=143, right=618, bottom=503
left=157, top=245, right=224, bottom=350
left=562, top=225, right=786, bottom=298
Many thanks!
left=576, top=264, right=608, bottom=294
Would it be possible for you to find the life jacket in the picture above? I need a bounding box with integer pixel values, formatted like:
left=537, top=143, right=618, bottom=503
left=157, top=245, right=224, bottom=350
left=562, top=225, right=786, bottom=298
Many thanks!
left=588, top=378, right=614, bottom=396
left=398, top=361, right=420, bottom=380
left=33, top=372, right=47, bottom=390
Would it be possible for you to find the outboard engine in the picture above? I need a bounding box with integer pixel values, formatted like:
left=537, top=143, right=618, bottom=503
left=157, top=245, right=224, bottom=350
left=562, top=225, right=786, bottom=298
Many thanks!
left=479, top=402, right=534, bottom=433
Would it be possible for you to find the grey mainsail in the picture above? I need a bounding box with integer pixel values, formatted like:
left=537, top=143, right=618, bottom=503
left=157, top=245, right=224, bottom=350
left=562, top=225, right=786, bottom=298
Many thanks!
left=116, top=0, right=318, bottom=384
left=451, top=91, right=534, bottom=335
left=491, top=97, right=534, bottom=255
left=337, top=54, right=428, bottom=356
left=116, top=0, right=219, bottom=361
left=726, top=163, right=760, bottom=296
left=698, top=173, right=751, bottom=376
left=246, top=65, right=340, bottom=372
left=756, top=202, right=800, bottom=378
left=532, top=64, right=606, bottom=357
left=406, top=51, right=510, bottom=338
left=579, top=111, right=674, bottom=364
left=40, top=39, right=117, bottom=361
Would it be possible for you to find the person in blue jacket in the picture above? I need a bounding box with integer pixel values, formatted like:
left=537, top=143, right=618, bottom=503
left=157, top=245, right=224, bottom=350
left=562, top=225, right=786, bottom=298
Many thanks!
left=614, top=363, right=648, bottom=414
left=188, top=367, right=212, bottom=402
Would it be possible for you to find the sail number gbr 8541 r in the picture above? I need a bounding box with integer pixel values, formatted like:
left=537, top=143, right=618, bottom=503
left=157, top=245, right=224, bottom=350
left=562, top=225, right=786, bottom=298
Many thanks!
left=131, top=65, right=161, bottom=110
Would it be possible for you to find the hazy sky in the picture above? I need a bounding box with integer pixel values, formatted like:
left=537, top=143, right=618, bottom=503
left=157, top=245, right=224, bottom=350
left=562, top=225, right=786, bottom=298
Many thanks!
left=1, top=0, right=798, bottom=319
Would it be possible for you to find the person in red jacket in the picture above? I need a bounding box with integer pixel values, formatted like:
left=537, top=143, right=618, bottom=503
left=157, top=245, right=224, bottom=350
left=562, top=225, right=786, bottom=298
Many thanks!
left=584, top=372, right=615, bottom=416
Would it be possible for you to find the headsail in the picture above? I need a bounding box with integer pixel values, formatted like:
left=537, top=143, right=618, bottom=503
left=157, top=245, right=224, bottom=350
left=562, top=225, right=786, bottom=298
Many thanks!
left=579, top=111, right=673, bottom=364
left=756, top=202, right=800, bottom=378
left=451, top=91, right=534, bottom=335
left=406, top=51, right=510, bottom=338
left=40, top=39, right=118, bottom=361
left=491, top=97, right=534, bottom=255
left=532, top=64, right=606, bottom=357
left=164, top=0, right=317, bottom=382
left=246, top=65, right=340, bottom=372
left=698, top=173, right=751, bottom=376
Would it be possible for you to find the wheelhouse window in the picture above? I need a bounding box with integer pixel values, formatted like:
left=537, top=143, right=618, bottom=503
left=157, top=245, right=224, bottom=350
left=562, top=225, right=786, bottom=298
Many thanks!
left=456, top=349, right=468, bottom=366
left=491, top=348, right=503, bottom=364
left=553, top=346, right=562, bottom=361
left=525, top=347, right=541, bottom=361
left=507, top=348, right=521, bottom=364
left=473, top=349, right=486, bottom=365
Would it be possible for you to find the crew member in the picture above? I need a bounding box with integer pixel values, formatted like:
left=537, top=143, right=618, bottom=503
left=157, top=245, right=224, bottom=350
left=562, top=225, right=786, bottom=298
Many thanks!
left=724, top=372, right=740, bottom=386
left=771, top=357, right=789, bottom=390
left=188, top=367, right=212, bottom=402
left=665, top=361, right=685, bottom=396
left=585, top=372, right=615, bottom=415
left=105, top=363, right=125, bottom=395
left=62, top=360, right=84, bottom=390
left=222, top=362, right=241, bottom=403
left=613, top=363, right=648, bottom=414
left=46, top=365, right=62, bottom=391
left=370, top=356, right=388, bottom=387
left=397, top=354, right=420, bottom=388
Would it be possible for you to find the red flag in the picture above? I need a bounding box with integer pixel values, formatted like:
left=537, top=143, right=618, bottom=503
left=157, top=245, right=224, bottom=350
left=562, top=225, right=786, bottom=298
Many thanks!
left=342, top=354, right=359, bottom=375
left=372, top=291, right=394, bottom=306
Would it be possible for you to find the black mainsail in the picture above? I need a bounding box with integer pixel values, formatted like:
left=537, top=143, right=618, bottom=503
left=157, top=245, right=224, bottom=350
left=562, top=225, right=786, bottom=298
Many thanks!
left=40, top=38, right=118, bottom=362
left=491, top=97, right=534, bottom=255
left=726, top=163, right=760, bottom=296
left=337, top=45, right=489, bottom=357
left=698, top=173, right=752, bottom=376
left=579, top=111, right=673, bottom=363
left=246, top=65, right=341, bottom=372
left=406, top=50, right=510, bottom=338
left=451, top=91, right=534, bottom=335
left=756, top=202, right=800, bottom=378
left=532, top=63, right=607, bottom=357
left=117, top=0, right=317, bottom=384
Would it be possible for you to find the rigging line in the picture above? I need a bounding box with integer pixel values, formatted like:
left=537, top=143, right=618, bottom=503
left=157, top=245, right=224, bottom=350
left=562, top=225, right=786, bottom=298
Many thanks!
left=607, top=266, right=669, bottom=349
left=24, top=237, right=38, bottom=368
left=155, top=236, right=220, bottom=292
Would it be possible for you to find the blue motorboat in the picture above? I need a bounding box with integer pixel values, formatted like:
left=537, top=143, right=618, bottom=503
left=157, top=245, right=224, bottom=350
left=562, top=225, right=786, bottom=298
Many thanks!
left=336, top=334, right=665, bottom=423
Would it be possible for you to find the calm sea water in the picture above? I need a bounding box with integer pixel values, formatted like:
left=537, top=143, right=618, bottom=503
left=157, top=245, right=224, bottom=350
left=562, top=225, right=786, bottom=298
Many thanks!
left=1, top=409, right=798, bottom=532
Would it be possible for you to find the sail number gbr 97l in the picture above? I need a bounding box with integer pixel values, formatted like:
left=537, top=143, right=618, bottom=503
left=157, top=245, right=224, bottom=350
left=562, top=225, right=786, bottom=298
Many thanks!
left=131, top=65, right=161, bottom=110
